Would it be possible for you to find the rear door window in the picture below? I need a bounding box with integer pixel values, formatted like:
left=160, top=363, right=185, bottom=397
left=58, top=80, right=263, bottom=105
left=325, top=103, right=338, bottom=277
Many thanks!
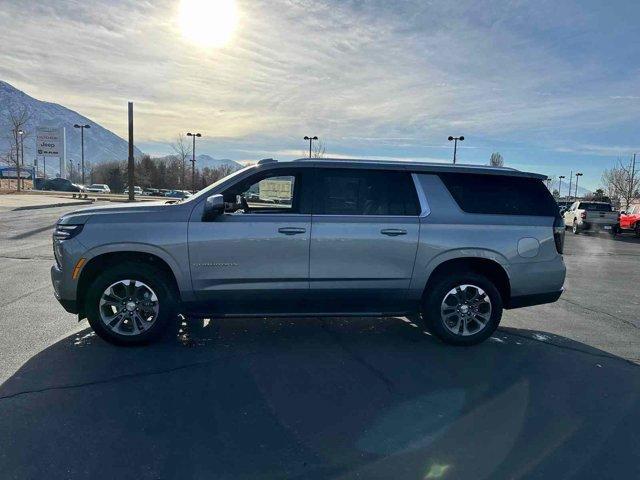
left=313, top=169, right=420, bottom=216
left=580, top=202, right=612, bottom=212
left=439, top=173, right=558, bottom=216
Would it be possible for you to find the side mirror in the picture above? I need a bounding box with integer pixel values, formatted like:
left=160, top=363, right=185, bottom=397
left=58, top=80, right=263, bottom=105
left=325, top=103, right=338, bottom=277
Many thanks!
left=203, top=194, right=225, bottom=221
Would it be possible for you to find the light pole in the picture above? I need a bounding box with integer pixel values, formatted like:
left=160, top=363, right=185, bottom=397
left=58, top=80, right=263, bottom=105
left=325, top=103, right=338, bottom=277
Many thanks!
left=558, top=175, right=565, bottom=198
left=18, top=129, right=24, bottom=190
left=186, top=132, right=201, bottom=195
left=17, top=130, right=24, bottom=166
left=73, top=124, right=91, bottom=185
left=574, top=172, right=583, bottom=199
left=448, top=135, right=464, bottom=164
left=304, top=136, right=318, bottom=159
left=567, top=170, right=573, bottom=201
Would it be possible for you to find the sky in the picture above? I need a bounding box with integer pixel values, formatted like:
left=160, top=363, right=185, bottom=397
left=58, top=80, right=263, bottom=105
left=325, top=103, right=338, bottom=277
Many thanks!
left=1, top=0, right=639, bottom=190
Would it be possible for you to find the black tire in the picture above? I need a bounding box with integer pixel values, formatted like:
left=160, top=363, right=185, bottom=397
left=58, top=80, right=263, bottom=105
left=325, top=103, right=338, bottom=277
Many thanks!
left=421, top=271, right=503, bottom=346
left=85, top=262, right=177, bottom=346
left=572, top=220, right=579, bottom=234
left=635, top=224, right=640, bottom=238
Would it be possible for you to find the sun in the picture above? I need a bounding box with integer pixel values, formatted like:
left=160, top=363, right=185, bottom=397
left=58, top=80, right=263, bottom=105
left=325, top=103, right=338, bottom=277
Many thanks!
left=178, top=0, right=238, bottom=48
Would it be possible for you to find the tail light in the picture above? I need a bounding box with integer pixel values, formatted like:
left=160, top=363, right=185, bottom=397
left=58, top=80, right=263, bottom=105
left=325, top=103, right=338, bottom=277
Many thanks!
left=553, top=216, right=565, bottom=254
left=581, top=211, right=587, bottom=220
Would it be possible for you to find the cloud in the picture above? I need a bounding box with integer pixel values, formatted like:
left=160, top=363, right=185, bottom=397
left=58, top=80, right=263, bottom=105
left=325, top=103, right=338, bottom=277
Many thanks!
left=1, top=0, right=639, bottom=178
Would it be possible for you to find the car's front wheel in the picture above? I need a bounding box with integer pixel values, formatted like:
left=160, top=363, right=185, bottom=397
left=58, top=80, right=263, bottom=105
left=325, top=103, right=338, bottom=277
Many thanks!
left=85, top=262, right=177, bottom=346
left=421, top=272, right=503, bottom=346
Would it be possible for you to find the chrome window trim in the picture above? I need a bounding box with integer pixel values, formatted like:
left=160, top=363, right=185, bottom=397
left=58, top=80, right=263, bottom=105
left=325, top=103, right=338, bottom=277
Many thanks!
left=411, top=173, right=431, bottom=218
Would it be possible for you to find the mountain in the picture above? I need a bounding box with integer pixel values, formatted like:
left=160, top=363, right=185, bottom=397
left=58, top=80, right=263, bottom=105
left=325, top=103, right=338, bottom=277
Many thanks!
left=0, top=80, right=142, bottom=173
left=195, top=154, right=242, bottom=170
left=555, top=179, right=592, bottom=198
left=151, top=153, right=242, bottom=170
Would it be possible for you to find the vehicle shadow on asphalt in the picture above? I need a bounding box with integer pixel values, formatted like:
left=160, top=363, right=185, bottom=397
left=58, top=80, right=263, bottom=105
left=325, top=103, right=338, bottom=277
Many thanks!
left=1, top=317, right=639, bottom=480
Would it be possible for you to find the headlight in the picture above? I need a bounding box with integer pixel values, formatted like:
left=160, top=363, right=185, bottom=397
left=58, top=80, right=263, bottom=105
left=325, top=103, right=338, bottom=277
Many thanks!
left=53, top=224, right=84, bottom=240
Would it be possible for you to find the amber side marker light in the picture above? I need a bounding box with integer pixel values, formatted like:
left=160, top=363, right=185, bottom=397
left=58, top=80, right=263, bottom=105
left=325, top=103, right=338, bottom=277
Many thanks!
left=72, top=258, right=86, bottom=280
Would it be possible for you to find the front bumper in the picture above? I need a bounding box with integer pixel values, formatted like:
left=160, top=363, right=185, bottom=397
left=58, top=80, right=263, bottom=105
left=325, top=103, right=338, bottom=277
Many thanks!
left=51, top=265, right=79, bottom=314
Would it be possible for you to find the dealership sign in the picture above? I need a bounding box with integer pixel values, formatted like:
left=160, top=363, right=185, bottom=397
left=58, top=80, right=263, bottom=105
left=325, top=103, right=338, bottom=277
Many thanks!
left=36, top=126, right=63, bottom=157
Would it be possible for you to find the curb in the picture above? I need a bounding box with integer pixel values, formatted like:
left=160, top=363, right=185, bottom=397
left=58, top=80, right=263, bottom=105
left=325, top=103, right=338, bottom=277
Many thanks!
left=9, top=200, right=95, bottom=212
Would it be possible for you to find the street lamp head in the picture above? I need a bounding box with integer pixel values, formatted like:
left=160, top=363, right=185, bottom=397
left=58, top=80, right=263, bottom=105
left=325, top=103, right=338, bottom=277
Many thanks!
left=312, top=136, right=318, bottom=140
left=196, top=133, right=202, bottom=137
left=74, top=124, right=80, bottom=128
left=576, top=172, right=583, bottom=176
left=448, top=136, right=454, bottom=141
left=304, top=136, right=310, bottom=140
left=18, top=129, right=24, bottom=135
left=559, top=175, right=565, bottom=179
left=459, top=136, right=464, bottom=141
left=85, top=124, right=91, bottom=129
left=187, top=132, right=193, bottom=136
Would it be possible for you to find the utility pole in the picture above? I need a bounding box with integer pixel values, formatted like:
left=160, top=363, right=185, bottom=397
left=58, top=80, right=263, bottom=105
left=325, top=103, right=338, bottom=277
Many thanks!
left=448, top=136, right=464, bottom=164
left=127, top=102, right=135, bottom=202
left=304, top=136, right=318, bottom=159
left=186, top=132, right=201, bottom=195
left=558, top=175, right=565, bottom=198
left=568, top=170, right=573, bottom=202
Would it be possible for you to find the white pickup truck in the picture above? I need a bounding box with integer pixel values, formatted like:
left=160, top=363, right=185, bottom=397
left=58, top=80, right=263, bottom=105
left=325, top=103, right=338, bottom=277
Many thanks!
left=563, top=201, right=619, bottom=234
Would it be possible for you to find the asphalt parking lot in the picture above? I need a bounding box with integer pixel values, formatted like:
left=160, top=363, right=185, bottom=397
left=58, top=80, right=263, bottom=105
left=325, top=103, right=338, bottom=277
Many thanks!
left=1, top=204, right=639, bottom=479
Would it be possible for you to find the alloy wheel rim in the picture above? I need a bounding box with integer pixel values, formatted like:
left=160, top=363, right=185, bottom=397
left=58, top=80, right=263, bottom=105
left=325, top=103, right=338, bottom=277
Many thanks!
left=440, top=284, right=492, bottom=336
left=99, top=280, right=159, bottom=336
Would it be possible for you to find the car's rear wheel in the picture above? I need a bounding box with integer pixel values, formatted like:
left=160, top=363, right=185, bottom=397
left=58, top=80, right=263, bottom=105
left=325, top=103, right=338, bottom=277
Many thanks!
left=421, top=272, right=502, bottom=346
left=572, top=220, right=579, bottom=234
left=635, top=223, right=640, bottom=238
left=85, top=262, right=176, bottom=346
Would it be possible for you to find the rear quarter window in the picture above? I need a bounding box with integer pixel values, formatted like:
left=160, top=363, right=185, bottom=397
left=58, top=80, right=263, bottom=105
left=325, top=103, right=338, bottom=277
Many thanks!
left=439, top=173, right=558, bottom=216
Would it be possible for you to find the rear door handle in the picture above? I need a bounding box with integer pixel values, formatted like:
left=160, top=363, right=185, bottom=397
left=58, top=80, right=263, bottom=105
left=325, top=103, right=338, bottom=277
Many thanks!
left=278, top=227, right=306, bottom=235
left=380, top=228, right=407, bottom=236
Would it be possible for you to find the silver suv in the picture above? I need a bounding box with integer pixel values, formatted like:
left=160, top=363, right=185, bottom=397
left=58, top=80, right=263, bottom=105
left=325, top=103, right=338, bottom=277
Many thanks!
left=51, top=158, right=566, bottom=346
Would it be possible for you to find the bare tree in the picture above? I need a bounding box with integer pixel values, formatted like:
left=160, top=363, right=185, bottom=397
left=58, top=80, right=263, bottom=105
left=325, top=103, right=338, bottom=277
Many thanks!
left=489, top=152, right=504, bottom=167
left=171, top=133, right=192, bottom=191
left=4, top=107, right=32, bottom=191
left=602, top=156, right=640, bottom=210
left=312, top=139, right=326, bottom=158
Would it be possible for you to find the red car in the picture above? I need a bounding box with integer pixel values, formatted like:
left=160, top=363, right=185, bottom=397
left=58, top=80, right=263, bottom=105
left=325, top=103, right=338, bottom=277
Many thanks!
left=619, top=205, right=640, bottom=236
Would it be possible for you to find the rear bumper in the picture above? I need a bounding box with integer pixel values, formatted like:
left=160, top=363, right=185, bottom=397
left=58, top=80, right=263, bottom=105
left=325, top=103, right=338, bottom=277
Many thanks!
left=581, top=221, right=617, bottom=231
left=507, top=289, right=563, bottom=309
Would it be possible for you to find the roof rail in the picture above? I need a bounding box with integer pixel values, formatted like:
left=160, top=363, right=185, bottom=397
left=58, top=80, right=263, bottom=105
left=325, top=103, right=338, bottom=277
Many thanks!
left=258, top=158, right=277, bottom=165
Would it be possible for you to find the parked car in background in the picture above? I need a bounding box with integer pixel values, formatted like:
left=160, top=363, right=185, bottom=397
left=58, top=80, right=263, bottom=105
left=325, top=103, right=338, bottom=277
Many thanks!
left=563, top=201, right=619, bottom=234
left=85, top=184, right=111, bottom=193
left=42, top=178, right=85, bottom=192
left=164, top=190, right=192, bottom=198
left=51, top=158, right=566, bottom=346
left=123, top=186, right=143, bottom=195
left=619, top=205, right=640, bottom=237
left=142, top=188, right=160, bottom=196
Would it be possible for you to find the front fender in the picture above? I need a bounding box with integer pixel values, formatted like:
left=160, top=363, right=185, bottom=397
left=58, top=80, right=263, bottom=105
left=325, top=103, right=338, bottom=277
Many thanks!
left=80, top=242, right=194, bottom=302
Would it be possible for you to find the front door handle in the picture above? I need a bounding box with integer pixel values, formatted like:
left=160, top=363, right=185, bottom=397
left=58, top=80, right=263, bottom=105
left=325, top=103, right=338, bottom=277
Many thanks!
left=381, top=228, right=407, bottom=236
left=278, top=227, right=307, bottom=235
